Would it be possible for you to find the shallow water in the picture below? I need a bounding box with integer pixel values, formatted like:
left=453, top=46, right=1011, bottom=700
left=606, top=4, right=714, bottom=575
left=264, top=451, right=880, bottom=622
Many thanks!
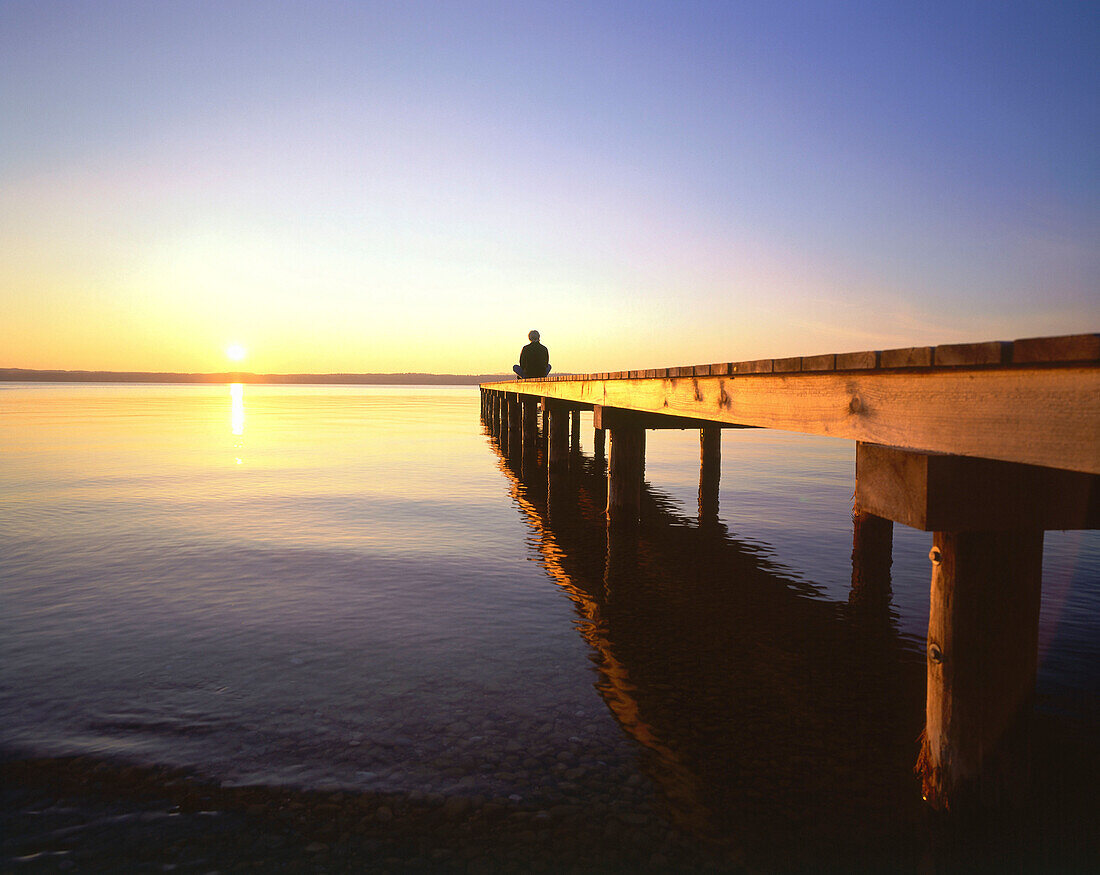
left=1, top=382, right=1097, bottom=864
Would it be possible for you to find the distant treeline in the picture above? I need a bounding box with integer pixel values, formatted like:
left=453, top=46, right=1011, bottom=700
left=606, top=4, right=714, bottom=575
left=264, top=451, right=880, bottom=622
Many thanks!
left=0, top=368, right=509, bottom=385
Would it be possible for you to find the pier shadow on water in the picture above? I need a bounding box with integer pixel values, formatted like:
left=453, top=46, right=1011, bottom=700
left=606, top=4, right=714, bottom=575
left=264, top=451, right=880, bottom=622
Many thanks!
left=487, top=418, right=1098, bottom=872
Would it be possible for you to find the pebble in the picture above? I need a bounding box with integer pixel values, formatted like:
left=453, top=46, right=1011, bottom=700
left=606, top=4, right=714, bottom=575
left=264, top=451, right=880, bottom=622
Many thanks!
left=442, top=796, right=472, bottom=819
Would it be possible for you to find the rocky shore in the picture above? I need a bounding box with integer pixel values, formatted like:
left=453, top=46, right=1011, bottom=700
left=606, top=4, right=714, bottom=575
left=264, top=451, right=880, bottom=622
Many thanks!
left=1, top=755, right=742, bottom=873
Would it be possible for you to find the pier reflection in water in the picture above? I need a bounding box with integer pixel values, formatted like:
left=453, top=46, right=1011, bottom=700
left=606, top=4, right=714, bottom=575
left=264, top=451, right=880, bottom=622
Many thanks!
left=485, top=410, right=930, bottom=868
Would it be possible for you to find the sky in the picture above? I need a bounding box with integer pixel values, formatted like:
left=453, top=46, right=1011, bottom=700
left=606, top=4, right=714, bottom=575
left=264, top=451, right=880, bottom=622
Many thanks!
left=2, top=0, right=1097, bottom=375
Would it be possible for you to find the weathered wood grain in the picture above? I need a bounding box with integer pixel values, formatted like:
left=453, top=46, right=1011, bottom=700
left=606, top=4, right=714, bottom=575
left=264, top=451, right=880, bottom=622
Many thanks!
left=729, top=359, right=773, bottom=374
left=801, top=353, right=836, bottom=372
left=836, top=350, right=879, bottom=370
left=934, top=341, right=1009, bottom=367
left=881, top=346, right=933, bottom=368
left=1013, top=333, right=1100, bottom=364
left=919, top=529, right=1043, bottom=811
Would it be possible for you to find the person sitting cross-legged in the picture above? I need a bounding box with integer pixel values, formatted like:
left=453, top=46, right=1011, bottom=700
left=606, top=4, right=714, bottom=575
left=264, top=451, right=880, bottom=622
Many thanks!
left=512, top=330, right=551, bottom=379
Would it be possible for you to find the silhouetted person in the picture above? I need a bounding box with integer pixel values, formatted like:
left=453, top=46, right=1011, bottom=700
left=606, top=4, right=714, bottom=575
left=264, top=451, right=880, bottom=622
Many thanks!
left=513, top=330, right=551, bottom=378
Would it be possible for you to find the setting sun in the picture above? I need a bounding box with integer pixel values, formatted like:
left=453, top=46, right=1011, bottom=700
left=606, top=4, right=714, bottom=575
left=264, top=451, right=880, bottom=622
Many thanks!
left=226, top=344, right=247, bottom=362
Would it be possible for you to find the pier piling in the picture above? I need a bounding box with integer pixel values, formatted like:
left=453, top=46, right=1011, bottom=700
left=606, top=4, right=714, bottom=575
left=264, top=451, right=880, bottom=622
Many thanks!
left=919, top=529, right=1043, bottom=811
left=850, top=509, right=893, bottom=610
left=607, top=426, right=645, bottom=527
left=522, top=397, right=538, bottom=449
left=699, top=426, right=721, bottom=522
left=547, top=399, right=570, bottom=472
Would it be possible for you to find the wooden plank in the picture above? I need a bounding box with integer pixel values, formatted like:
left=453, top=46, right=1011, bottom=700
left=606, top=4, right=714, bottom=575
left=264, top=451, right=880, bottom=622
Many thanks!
left=881, top=346, right=933, bottom=368
left=1013, top=333, right=1100, bottom=364
left=729, top=359, right=773, bottom=374
left=693, top=364, right=712, bottom=377
left=934, top=341, right=1009, bottom=367
left=773, top=356, right=802, bottom=373
left=855, top=443, right=1099, bottom=530
left=801, top=353, right=836, bottom=372
left=490, top=366, right=1100, bottom=474
left=836, top=350, right=879, bottom=370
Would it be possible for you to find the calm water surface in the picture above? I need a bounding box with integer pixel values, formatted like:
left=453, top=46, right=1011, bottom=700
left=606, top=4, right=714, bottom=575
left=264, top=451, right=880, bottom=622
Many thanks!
left=2, top=383, right=1097, bottom=863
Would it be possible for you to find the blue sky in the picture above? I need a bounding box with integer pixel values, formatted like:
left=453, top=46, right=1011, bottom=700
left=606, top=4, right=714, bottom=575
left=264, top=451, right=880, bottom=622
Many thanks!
left=2, top=0, right=1097, bottom=373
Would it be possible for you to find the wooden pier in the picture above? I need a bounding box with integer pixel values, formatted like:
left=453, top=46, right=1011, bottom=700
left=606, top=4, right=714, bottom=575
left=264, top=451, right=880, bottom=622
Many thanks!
left=480, top=333, right=1099, bottom=813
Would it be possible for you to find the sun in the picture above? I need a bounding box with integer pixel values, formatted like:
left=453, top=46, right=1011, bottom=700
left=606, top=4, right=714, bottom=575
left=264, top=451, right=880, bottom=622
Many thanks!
left=226, top=343, right=247, bottom=362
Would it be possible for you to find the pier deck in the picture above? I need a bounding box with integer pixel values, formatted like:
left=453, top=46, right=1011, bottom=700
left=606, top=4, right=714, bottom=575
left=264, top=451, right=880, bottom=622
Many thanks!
left=484, top=333, right=1100, bottom=474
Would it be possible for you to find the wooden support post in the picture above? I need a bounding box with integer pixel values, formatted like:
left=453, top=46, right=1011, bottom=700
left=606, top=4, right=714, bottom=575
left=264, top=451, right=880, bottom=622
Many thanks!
left=522, top=397, right=538, bottom=449
left=541, top=402, right=550, bottom=445
left=507, top=394, right=521, bottom=453
left=570, top=408, right=581, bottom=453
left=498, top=393, right=509, bottom=441
left=594, top=427, right=606, bottom=468
left=698, top=426, right=721, bottom=522
left=849, top=509, right=893, bottom=611
left=607, top=426, right=645, bottom=527
left=917, top=530, right=1044, bottom=811
left=547, top=400, right=570, bottom=472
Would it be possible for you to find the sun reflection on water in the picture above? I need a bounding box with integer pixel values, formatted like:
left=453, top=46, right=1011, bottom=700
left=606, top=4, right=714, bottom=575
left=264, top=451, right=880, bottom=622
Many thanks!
left=230, top=383, right=245, bottom=465
left=230, top=383, right=245, bottom=437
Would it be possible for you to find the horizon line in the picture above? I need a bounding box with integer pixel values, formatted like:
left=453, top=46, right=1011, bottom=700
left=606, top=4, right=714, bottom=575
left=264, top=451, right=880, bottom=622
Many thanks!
left=0, top=367, right=512, bottom=385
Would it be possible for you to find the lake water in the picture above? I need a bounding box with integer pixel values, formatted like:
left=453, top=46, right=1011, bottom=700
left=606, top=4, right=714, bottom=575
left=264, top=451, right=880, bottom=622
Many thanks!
left=2, top=382, right=1097, bottom=867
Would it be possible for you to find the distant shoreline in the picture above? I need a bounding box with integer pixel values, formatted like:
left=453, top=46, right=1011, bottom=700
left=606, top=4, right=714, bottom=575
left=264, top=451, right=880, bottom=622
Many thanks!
left=0, top=368, right=507, bottom=385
